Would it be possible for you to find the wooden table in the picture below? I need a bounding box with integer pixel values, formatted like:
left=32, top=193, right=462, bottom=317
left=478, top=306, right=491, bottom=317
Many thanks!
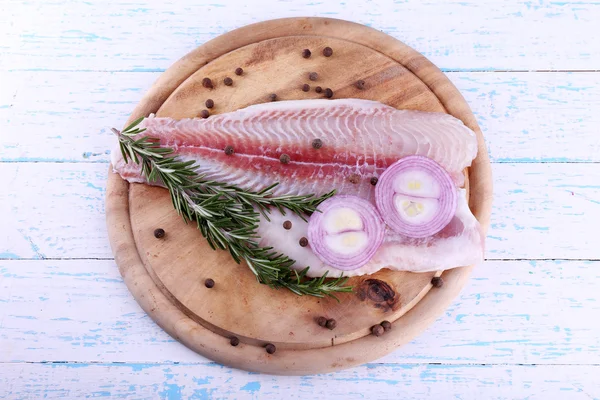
left=1, top=1, right=599, bottom=398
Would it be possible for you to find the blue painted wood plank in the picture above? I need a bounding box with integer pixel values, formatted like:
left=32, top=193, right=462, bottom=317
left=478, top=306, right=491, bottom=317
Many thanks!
left=2, top=71, right=600, bottom=163
left=0, top=362, right=598, bottom=399
left=3, top=0, right=600, bottom=71
left=1, top=162, right=598, bottom=260
left=1, top=259, right=598, bottom=365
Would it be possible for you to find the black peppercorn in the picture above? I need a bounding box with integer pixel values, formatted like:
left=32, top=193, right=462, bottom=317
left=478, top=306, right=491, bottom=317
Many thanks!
left=317, top=316, right=327, bottom=327
left=202, top=77, right=213, bottom=89
left=224, top=77, right=233, bottom=86
left=299, top=237, right=308, bottom=247
left=200, top=109, right=209, bottom=119
left=315, top=86, right=323, bottom=93
left=302, top=83, right=310, bottom=92
left=308, top=72, right=318, bottom=81
left=381, top=321, right=392, bottom=331
left=269, top=93, right=277, bottom=101
left=283, top=220, right=292, bottom=230
left=323, top=47, right=333, bottom=57
left=205, top=278, right=215, bottom=288
left=349, top=173, right=360, bottom=184
left=356, top=79, right=366, bottom=90
left=224, top=145, right=234, bottom=156
left=371, top=324, right=384, bottom=337
left=265, top=343, right=276, bottom=354
left=235, top=67, right=243, bottom=76
left=326, top=319, right=337, bottom=330
left=153, top=228, right=165, bottom=239
left=302, top=49, right=311, bottom=58
left=279, top=154, right=290, bottom=164
left=205, top=99, right=214, bottom=109
left=230, top=336, right=240, bottom=346
left=324, top=88, right=333, bottom=98
left=370, top=177, right=378, bottom=186
left=431, top=276, right=444, bottom=288
left=311, top=138, right=323, bottom=149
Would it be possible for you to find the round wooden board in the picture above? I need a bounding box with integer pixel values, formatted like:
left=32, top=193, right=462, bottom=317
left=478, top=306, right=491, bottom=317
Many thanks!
left=106, top=17, right=493, bottom=375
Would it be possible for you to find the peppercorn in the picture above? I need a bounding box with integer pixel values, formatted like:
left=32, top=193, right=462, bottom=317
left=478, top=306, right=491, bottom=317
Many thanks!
left=371, top=324, right=384, bottom=336
left=153, top=228, right=165, bottom=239
left=324, top=88, right=333, bottom=98
left=349, top=173, right=360, bottom=184
left=315, top=86, right=323, bottom=93
left=279, top=154, right=290, bottom=164
left=235, top=67, right=243, bottom=76
left=308, top=72, right=318, bottom=81
left=326, top=319, right=337, bottom=330
left=323, top=47, right=333, bottom=57
left=370, top=177, right=378, bottom=186
left=312, top=138, right=323, bottom=149
left=224, top=77, right=233, bottom=86
left=431, top=276, right=444, bottom=288
left=299, top=237, right=308, bottom=247
left=269, top=93, right=277, bottom=101
left=302, top=49, right=311, bottom=58
left=283, top=220, right=292, bottom=230
left=205, top=278, right=215, bottom=288
left=317, top=316, right=327, bottom=327
left=356, top=80, right=366, bottom=90
left=302, top=83, right=310, bottom=92
left=202, top=77, right=213, bottom=89
left=265, top=343, right=276, bottom=354
left=205, top=99, right=214, bottom=109
left=381, top=320, right=392, bottom=331
left=224, top=145, right=235, bottom=156
left=200, top=109, right=209, bottom=119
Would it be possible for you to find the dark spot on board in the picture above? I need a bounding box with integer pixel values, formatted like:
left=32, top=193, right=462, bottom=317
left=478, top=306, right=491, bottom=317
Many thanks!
left=245, top=40, right=281, bottom=66
left=356, top=279, right=399, bottom=312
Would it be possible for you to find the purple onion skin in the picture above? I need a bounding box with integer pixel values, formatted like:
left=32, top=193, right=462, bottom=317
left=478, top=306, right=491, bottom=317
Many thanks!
left=375, top=156, right=457, bottom=238
left=307, top=195, right=385, bottom=270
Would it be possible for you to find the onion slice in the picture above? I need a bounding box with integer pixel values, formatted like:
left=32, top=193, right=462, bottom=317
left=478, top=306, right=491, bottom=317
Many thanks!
left=375, top=155, right=457, bottom=238
left=307, top=195, right=385, bottom=270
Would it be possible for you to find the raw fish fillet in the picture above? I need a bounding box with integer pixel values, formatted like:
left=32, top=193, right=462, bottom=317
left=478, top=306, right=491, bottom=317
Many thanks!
left=112, top=98, right=483, bottom=276
left=256, top=189, right=483, bottom=277
left=113, top=99, right=478, bottom=201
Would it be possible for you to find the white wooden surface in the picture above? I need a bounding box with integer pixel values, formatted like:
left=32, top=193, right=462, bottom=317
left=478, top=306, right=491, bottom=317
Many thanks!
left=1, top=1, right=600, bottom=398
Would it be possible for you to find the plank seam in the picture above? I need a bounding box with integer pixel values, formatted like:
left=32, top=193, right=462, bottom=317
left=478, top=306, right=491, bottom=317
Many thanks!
left=5, top=69, right=600, bottom=73
left=2, top=257, right=599, bottom=261
left=2, top=160, right=599, bottom=165
left=1, top=361, right=599, bottom=367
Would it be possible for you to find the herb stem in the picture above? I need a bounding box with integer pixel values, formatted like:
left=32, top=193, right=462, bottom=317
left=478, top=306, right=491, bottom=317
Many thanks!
left=114, top=117, right=353, bottom=299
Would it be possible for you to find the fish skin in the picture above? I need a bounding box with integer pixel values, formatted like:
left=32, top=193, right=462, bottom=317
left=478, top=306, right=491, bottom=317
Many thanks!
left=111, top=98, right=483, bottom=276
left=112, top=99, right=478, bottom=202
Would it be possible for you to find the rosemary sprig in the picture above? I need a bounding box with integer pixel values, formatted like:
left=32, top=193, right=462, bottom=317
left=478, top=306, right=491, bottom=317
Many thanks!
left=113, top=117, right=353, bottom=299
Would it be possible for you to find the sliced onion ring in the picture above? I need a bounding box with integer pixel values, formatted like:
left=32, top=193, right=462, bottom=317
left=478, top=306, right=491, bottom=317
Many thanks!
left=375, top=155, right=457, bottom=238
left=307, top=195, right=385, bottom=270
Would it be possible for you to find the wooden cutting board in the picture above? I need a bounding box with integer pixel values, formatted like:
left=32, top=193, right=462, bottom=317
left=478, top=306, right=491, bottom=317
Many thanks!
left=105, top=17, right=492, bottom=375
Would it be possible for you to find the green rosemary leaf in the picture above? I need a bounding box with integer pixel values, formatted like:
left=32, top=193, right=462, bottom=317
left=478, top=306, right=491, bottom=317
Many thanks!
left=112, top=119, right=353, bottom=298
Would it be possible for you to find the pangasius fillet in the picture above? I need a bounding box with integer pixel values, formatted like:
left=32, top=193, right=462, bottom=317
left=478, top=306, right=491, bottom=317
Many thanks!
left=112, top=99, right=478, bottom=200
left=111, top=98, right=483, bottom=276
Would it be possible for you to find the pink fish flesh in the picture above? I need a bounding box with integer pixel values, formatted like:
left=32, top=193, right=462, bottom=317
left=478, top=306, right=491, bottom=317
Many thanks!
left=111, top=99, right=483, bottom=276
left=112, top=99, right=478, bottom=201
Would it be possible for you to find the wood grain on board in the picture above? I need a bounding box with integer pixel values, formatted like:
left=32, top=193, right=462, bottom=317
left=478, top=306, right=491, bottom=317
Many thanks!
left=104, top=17, right=492, bottom=374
